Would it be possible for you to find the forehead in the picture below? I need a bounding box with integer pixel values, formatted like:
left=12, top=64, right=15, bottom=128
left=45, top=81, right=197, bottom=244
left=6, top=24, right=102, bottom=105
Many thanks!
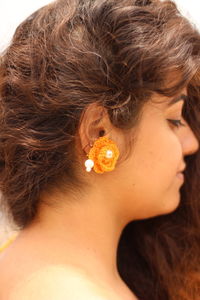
left=150, top=87, right=188, bottom=108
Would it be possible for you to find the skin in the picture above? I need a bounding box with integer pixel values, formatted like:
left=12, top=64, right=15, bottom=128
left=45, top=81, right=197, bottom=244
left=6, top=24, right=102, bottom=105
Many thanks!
left=109, top=87, right=199, bottom=222
left=0, top=87, right=199, bottom=300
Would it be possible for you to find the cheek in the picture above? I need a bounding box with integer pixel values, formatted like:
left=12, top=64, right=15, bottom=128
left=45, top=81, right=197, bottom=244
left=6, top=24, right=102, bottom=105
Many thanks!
left=117, top=123, right=183, bottom=219
left=109, top=94, right=186, bottom=219
left=131, top=126, right=182, bottom=184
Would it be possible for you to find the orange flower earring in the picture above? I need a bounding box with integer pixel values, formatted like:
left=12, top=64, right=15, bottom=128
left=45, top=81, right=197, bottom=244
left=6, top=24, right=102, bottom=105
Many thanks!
left=84, top=136, right=120, bottom=174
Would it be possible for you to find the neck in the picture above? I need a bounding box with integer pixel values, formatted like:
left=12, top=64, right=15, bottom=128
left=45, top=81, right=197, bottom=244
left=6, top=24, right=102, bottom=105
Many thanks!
left=17, top=187, right=128, bottom=288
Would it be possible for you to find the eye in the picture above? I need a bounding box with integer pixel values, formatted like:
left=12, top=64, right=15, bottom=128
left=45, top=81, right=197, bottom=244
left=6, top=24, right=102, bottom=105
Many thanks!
left=167, top=119, right=186, bottom=128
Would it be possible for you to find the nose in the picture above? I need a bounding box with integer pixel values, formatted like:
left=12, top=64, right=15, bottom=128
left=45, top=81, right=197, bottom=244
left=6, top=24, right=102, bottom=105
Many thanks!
left=181, top=120, right=199, bottom=156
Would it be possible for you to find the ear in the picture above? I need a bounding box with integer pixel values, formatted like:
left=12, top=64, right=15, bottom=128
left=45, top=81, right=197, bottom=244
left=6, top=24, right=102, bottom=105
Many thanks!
left=78, top=103, right=113, bottom=155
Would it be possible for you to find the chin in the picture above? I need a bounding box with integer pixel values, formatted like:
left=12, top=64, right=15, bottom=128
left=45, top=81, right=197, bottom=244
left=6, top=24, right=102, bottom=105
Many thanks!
left=160, top=191, right=181, bottom=216
left=133, top=193, right=182, bottom=221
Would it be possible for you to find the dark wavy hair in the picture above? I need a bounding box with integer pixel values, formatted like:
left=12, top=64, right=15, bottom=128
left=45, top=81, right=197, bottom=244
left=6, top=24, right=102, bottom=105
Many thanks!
left=0, top=0, right=200, bottom=299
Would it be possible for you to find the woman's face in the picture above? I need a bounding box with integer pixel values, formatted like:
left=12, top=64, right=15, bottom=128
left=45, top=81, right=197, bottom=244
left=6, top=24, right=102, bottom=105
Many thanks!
left=107, top=88, right=199, bottom=222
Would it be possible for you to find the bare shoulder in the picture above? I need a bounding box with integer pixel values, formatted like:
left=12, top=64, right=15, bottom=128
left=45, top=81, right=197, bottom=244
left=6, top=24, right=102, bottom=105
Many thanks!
left=8, top=265, right=118, bottom=300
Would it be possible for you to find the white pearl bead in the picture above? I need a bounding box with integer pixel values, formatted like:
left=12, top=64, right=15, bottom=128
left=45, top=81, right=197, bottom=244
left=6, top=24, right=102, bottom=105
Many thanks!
left=85, top=159, right=94, bottom=172
left=105, top=150, right=113, bottom=158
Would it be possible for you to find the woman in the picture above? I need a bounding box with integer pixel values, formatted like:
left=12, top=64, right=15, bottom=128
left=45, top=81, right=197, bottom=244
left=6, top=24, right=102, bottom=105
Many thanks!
left=0, top=0, right=200, bottom=299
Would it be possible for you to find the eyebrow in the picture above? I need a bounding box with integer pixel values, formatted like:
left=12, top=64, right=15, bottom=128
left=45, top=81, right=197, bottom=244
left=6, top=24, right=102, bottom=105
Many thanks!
left=167, top=94, right=188, bottom=107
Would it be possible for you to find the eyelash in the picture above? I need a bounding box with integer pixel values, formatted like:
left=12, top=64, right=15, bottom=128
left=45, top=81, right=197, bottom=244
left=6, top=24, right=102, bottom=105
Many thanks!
left=167, top=119, right=186, bottom=128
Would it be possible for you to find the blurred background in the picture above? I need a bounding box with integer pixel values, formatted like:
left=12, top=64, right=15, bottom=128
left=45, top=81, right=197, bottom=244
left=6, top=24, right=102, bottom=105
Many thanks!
left=0, top=0, right=200, bottom=245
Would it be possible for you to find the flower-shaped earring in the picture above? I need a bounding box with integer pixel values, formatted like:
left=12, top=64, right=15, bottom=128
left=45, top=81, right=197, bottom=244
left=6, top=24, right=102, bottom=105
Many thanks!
left=84, top=136, right=120, bottom=174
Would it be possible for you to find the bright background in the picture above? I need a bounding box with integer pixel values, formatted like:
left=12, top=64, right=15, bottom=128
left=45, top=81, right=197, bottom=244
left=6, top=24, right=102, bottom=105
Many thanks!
left=0, top=0, right=52, bottom=51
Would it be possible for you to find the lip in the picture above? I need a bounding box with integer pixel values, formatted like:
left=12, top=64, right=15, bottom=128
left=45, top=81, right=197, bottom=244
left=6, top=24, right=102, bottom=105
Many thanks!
left=178, top=164, right=186, bottom=173
left=176, top=172, right=184, bottom=182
